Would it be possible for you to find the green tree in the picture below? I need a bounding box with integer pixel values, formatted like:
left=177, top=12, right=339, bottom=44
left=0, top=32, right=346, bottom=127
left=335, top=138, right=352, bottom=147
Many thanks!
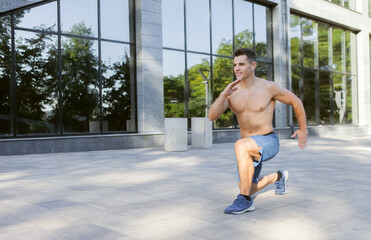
left=102, top=52, right=132, bottom=131
left=0, top=15, right=12, bottom=134
left=61, top=22, right=99, bottom=132
left=164, top=74, right=185, bottom=117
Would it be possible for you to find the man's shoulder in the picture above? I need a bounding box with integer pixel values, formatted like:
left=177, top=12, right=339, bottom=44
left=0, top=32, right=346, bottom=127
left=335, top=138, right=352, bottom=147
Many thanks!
left=256, top=77, right=279, bottom=89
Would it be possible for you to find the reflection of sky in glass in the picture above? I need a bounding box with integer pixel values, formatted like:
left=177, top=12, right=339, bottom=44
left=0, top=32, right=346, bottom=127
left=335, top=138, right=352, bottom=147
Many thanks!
left=101, top=41, right=130, bottom=107
left=211, top=0, right=232, bottom=55
left=162, top=0, right=184, bottom=49
left=163, top=50, right=185, bottom=77
left=186, top=0, right=210, bottom=53
left=254, top=4, right=267, bottom=43
left=16, top=2, right=57, bottom=31
left=101, top=0, right=130, bottom=41
left=101, top=41, right=129, bottom=83
left=187, top=53, right=209, bottom=70
left=102, top=42, right=129, bottom=67
left=234, top=0, right=253, bottom=36
left=61, top=0, right=98, bottom=36
left=15, top=30, right=56, bottom=68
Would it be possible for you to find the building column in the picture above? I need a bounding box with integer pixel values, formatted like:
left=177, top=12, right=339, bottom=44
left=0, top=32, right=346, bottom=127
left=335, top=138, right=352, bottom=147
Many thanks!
left=272, top=0, right=290, bottom=129
left=135, top=0, right=164, bottom=133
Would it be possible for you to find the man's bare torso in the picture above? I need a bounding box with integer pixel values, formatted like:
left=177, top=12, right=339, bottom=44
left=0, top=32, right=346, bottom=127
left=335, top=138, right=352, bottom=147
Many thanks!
left=228, top=78, right=275, bottom=138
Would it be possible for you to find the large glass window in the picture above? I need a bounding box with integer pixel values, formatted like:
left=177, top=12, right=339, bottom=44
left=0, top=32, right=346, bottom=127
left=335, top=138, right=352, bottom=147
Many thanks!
left=327, top=0, right=355, bottom=10
left=302, top=18, right=316, bottom=68
left=61, top=36, right=100, bottom=134
left=61, top=0, right=98, bottom=37
left=0, top=15, right=12, bottom=136
left=0, top=0, right=135, bottom=138
left=290, top=14, right=357, bottom=126
left=211, top=0, right=233, bottom=55
left=162, top=0, right=273, bottom=129
left=186, top=0, right=210, bottom=53
left=162, top=0, right=184, bottom=50
left=15, top=31, right=59, bottom=135
left=318, top=23, right=330, bottom=71
left=290, top=15, right=301, bottom=67
left=163, top=50, right=185, bottom=118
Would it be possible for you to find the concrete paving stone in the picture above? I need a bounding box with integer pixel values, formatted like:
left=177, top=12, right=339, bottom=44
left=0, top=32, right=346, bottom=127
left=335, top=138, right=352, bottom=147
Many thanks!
left=192, top=223, right=276, bottom=240
left=1, top=136, right=371, bottom=239
left=324, top=217, right=371, bottom=240
left=52, top=222, right=125, bottom=240
left=122, top=215, right=215, bottom=240
left=36, top=199, right=81, bottom=210
left=0, top=221, right=65, bottom=240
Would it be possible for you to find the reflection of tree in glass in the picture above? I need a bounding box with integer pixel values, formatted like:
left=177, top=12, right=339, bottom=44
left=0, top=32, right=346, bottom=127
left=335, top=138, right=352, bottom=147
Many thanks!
left=163, top=29, right=264, bottom=129
left=61, top=23, right=99, bottom=132
left=188, top=58, right=210, bottom=118
left=164, top=74, right=185, bottom=117
left=290, top=15, right=301, bottom=66
left=102, top=53, right=132, bottom=131
left=16, top=27, right=57, bottom=134
left=0, top=15, right=12, bottom=134
left=1, top=13, right=133, bottom=134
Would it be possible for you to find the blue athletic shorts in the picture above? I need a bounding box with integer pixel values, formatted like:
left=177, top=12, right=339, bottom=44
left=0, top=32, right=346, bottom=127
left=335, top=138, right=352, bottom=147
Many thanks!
left=237, top=132, right=280, bottom=183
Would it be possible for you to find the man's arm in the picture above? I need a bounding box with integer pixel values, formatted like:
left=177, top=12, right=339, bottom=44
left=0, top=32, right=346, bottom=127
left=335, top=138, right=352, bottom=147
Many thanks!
left=208, top=79, right=241, bottom=121
left=271, top=82, right=308, bottom=149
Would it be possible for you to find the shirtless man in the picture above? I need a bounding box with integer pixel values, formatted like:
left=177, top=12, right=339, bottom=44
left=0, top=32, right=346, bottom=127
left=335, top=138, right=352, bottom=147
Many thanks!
left=208, top=48, right=308, bottom=214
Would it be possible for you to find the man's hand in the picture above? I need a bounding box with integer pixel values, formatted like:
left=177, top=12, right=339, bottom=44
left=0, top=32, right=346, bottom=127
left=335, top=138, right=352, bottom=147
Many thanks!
left=291, top=129, right=308, bottom=149
left=221, top=79, right=241, bottom=97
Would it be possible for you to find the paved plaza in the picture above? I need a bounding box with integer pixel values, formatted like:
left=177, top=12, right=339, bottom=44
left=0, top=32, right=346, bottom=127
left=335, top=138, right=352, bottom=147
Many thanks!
left=0, top=135, right=371, bottom=239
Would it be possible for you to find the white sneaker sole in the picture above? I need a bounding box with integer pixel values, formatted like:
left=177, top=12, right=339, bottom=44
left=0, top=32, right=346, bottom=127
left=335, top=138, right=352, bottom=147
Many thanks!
left=275, top=170, right=289, bottom=195
left=281, top=170, right=289, bottom=195
left=230, top=204, right=256, bottom=215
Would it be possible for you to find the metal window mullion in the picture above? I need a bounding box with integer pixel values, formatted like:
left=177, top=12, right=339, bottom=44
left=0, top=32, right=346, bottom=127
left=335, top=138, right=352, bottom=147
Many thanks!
left=299, top=17, right=304, bottom=100
left=341, top=30, right=346, bottom=74
left=57, top=0, right=63, bottom=135
left=183, top=0, right=188, bottom=119
left=209, top=0, right=213, bottom=120
left=314, top=22, right=320, bottom=124
left=10, top=13, right=16, bottom=137
left=252, top=3, right=255, bottom=50
left=14, top=26, right=58, bottom=35
left=129, top=0, right=137, bottom=132
left=97, top=0, right=103, bottom=133
left=329, top=27, right=334, bottom=124
left=232, top=0, right=235, bottom=53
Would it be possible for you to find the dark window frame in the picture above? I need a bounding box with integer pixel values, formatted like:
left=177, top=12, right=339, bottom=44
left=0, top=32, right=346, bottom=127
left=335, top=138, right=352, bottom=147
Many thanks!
left=162, top=0, right=274, bottom=130
left=0, top=0, right=137, bottom=138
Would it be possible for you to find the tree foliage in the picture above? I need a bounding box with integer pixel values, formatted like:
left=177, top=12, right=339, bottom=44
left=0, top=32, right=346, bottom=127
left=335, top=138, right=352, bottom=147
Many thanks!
left=0, top=13, right=132, bottom=135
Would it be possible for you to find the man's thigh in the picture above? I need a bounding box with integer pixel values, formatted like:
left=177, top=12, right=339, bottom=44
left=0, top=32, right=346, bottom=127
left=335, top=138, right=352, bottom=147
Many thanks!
left=235, top=138, right=261, bottom=162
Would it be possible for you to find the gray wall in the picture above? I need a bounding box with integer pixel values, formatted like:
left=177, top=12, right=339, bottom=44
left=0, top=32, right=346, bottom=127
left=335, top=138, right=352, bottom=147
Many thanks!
left=0, top=0, right=45, bottom=13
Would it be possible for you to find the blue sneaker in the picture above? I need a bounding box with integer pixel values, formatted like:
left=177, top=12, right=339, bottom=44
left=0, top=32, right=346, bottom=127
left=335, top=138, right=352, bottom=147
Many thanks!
left=224, top=195, right=255, bottom=214
left=275, top=170, right=289, bottom=195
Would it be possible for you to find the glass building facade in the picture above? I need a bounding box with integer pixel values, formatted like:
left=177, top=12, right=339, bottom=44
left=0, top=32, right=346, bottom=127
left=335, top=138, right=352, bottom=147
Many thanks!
left=326, top=0, right=355, bottom=9
left=0, top=0, right=135, bottom=137
left=290, top=14, right=357, bottom=126
left=162, top=0, right=273, bottom=129
left=0, top=0, right=371, bottom=154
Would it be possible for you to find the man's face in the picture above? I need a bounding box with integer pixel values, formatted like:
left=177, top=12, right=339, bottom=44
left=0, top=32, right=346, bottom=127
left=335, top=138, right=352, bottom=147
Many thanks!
left=233, top=55, right=254, bottom=80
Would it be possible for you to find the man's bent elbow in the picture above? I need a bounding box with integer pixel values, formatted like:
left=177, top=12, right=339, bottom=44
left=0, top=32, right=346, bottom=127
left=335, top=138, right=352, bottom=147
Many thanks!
left=208, top=114, right=216, bottom=121
left=208, top=111, right=218, bottom=121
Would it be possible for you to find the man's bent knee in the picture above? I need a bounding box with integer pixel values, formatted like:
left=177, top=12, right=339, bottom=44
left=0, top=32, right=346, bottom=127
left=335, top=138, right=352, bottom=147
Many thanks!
left=235, top=138, right=261, bottom=159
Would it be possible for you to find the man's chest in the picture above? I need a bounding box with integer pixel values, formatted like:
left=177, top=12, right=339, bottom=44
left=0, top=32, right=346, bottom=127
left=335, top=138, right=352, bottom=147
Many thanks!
left=228, top=89, right=273, bottom=114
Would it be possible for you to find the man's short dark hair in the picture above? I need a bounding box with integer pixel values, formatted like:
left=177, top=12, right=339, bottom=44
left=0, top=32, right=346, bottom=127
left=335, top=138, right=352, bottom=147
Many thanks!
left=233, top=48, right=256, bottom=63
